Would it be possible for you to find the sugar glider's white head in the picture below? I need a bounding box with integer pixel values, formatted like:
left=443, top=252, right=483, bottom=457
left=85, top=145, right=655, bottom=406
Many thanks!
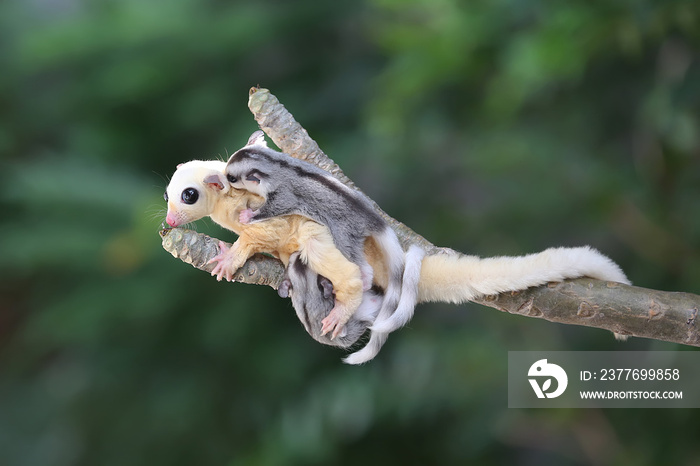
left=164, top=160, right=229, bottom=227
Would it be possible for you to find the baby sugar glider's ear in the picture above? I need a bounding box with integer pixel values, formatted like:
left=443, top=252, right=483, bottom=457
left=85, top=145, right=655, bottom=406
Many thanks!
left=203, top=171, right=229, bottom=193
left=246, top=130, right=267, bottom=148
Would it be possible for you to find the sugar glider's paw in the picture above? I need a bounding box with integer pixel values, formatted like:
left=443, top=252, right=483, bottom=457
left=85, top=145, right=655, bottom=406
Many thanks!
left=207, top=241, right=240, bottom=282
left=278, top=278, right=292, bottom=298
left=320, top=306, right=349, bottom=340
left=239, top=208, right=254, bottom=224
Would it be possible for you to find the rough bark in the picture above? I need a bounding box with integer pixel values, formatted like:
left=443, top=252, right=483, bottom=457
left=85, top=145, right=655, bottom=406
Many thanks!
left=159, top=87, right=700, bottom=348
left=473, top=280, right=700, bottom=346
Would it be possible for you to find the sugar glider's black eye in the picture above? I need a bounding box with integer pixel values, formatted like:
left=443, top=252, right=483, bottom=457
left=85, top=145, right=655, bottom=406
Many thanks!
left=163, top=191, right=168, bottom=201
left=226, top=174, right=238, bottom=183
left=181, top=188, right=199, bottom=204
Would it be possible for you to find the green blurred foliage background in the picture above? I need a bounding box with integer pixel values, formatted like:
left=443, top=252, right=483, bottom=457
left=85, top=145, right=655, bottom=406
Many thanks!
left=1, top=0, right=699, bottom=464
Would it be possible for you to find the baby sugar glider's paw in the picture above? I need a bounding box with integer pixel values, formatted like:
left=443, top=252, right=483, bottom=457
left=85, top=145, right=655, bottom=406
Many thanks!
left=278, top=278, right=292, bottom=298
left=320, top=305, right=351, bottom=340
left=239, top=208, right=254, bottom=224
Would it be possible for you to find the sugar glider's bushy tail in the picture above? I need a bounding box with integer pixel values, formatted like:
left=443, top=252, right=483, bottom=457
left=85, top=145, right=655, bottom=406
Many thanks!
left=342, top=228, right=410, bottom=365
left=345, top=245, right=629, bottom=364
left=417, top=246, right=630, bottom=305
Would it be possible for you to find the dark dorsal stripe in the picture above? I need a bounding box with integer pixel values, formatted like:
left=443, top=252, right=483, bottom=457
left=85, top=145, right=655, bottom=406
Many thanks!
left=231, top=148, right=383, bottom=226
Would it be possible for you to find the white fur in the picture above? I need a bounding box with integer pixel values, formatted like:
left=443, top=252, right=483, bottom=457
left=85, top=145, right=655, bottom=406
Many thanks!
left=417, top=246, right=630, bottom=305
left=169, top=160, right=632, bottom=357
left=342, top=330, right=388, bottom=366
left=165, top=160, right=228, bottom=227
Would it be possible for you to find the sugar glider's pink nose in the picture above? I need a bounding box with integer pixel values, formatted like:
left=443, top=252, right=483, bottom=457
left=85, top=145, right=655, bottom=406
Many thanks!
left=165, top=211, right=179, bottom=227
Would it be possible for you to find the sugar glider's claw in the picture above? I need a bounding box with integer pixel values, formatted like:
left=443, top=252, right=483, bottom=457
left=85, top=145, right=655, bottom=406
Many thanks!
left=320, top=311, right=346, bottom=340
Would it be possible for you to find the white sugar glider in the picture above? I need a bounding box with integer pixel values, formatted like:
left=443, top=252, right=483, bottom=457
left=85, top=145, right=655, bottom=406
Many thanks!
left=166, top=147, right=631, bottom=362
left=223, top=132, right=630, bottom=340
left=164, top=159, right=366, bottom=336
left=224, top=131, right=422, bottom=343
left=164, top=159, right=423, bottom=363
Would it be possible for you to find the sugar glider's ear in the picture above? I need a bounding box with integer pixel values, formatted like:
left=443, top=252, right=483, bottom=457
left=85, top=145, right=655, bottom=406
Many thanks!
left=247, top=130, right=267, bottom=148
left=203, top=172, right=229, bottom=193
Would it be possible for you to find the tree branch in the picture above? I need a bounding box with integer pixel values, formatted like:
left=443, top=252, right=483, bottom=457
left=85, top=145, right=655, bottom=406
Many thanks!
left=160, top=227, right=285, bottom=288
left=473, top=280, right=700, bottom=346
left=160, top=87, right=700, bottom=348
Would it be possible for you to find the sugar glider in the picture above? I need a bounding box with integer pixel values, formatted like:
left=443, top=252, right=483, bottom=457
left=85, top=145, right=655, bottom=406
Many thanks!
left=165, top=159, right=420, bottom=363
left=164, top=160, right=365, bottom=336
left=224, top=132, right=420, bottom=341
left=166, top=156, right=631, bottom=362
left=279, top=248, right=425, bottom=362
left=280, top=251, right=382, bottom=350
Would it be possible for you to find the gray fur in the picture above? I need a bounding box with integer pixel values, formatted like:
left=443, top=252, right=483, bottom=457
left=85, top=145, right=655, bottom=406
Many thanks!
left=226, top=144, right=386, bottom=266
left=282, top=253, right=382, bottom=349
